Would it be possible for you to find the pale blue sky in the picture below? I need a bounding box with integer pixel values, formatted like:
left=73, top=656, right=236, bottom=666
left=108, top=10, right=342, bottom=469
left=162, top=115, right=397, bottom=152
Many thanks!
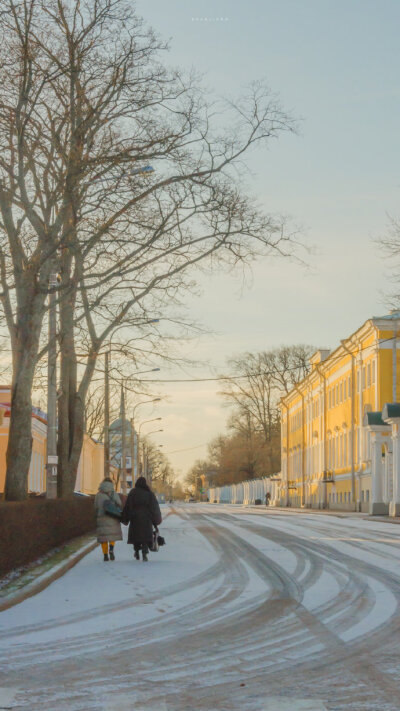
left=135, top=1, right=400, bottom=476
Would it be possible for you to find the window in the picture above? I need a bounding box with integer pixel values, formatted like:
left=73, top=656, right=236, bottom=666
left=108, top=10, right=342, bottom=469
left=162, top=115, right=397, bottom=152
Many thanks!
left=362, top=366, right=366, bottom=389
left=361, top=490, right=364, bottom=503
left=328, top=389, right=331, bottom=408
left=357, top=371, right=360, bottom=394
left=339, top=382, right=343, bottom=403
left=340, top=492, right=343, bottom=503
left=336, top=384, right=339, bottom=404
left=348, top=375, right=351, bottom=397
left=367, top=362, right=371, bottom=387
left=344, top=379, right=347, bottom=400
left=366, top=490, right=370, bottom=502
left=372, top=361, right=376, bottom=384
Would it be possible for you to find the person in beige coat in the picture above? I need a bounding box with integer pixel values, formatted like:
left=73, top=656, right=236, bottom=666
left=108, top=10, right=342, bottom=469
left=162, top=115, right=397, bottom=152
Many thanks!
left=94, top=478, right=123, bottom=561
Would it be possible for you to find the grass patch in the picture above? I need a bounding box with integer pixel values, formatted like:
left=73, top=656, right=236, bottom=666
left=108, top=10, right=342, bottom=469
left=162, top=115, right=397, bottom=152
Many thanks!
left=0, top=533, right=96, bottom=600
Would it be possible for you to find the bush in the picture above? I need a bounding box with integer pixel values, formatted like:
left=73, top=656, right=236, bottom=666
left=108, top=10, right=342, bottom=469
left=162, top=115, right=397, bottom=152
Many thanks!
left=0, top=497, right=96, bottom=578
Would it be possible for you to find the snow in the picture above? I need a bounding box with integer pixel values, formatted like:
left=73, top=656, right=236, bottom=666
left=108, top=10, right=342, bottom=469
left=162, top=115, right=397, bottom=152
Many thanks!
left=0, top=688, right=18, bottom=709
left=0, top=507, right=219, bottom=648
left=2, top=503, right=400, bottom=710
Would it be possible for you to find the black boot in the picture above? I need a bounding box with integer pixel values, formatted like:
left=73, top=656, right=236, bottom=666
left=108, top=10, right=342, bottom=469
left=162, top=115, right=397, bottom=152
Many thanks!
left=134, top=549, right=140, bottom=560
left=142, top=546, right=148, bottom=562
left=103, top=553, right=109, bottom=562
left=109, top=545, right=115, bottom=561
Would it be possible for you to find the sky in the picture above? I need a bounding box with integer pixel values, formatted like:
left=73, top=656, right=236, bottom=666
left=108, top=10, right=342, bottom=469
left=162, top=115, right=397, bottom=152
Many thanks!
left=133, top=0, right=400, bottom=479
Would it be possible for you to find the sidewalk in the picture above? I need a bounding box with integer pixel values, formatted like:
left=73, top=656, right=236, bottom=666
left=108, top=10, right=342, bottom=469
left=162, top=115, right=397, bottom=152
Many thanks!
left=242, top=503, right=400, bottom=525
left=0, top=533, right=97, bottom=612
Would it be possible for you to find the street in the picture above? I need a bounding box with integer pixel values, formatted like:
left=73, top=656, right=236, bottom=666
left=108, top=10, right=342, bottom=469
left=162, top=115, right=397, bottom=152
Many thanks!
left=3, top=505, right=400, bottom=710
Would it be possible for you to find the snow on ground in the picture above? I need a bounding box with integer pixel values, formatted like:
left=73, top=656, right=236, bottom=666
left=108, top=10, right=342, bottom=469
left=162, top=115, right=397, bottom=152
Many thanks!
left=0, top=506, right=218, bottom=646
left=3, top=504, right=400, bottom=710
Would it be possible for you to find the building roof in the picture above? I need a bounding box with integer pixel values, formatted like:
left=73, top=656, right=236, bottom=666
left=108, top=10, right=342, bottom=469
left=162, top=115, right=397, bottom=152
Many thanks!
left=382, top=403, right=400, bottom=421
left=364, top=411, right=386, bottom=427
left=281, top=311, right=399, bottom=408
left=109, top=417, right=132, bottom=432
left=372, top=310, right=400, bottom=321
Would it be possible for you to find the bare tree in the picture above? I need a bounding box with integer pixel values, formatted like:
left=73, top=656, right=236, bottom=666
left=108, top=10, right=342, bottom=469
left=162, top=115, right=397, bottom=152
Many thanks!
left=0, top=0, right=298, bottom=499
left=218, top=345, right=314, bottom=478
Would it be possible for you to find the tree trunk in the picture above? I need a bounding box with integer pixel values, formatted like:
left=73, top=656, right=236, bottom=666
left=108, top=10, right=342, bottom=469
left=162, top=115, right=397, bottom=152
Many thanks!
left=57, top=267, right=97, bottom=497
left=57, top=269, right=77, bottom=497
left=5, top=289, right=45, bottom=500
left=57, top=386, right=85, bottom=498
left=58, top=367, right=95, bottom=497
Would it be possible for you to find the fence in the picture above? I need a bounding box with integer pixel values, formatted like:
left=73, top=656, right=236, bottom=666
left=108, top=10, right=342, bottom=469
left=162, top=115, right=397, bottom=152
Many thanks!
left=208, top=475, right=282, bottom=506
left=0, top=497, right=96, bottom=578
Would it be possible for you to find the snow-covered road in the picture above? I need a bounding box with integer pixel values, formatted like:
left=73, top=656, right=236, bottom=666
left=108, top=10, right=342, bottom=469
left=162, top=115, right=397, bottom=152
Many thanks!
left=3, top=505, right=400, bottom=710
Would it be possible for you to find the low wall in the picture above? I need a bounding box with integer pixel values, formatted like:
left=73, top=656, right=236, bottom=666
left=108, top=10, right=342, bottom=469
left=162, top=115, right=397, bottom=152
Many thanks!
left=0, top=497, right=96, bottom=578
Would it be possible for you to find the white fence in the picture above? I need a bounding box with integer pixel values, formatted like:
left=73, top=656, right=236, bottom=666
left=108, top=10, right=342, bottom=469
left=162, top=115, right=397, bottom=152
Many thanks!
left=208, top=475, right=282, bottom=506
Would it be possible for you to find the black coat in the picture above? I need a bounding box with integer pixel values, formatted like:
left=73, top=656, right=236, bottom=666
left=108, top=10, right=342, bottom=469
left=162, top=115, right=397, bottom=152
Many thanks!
left=121, top=487, right=162, bottom=546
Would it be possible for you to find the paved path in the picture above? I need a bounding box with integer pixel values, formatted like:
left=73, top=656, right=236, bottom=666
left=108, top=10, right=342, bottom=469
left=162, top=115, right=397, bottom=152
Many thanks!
left=2, top=504, right=400, bottom=710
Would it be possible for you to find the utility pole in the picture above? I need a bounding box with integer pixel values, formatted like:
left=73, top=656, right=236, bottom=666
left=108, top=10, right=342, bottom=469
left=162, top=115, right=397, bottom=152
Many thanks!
left=142, top=441, right=147, bottom=478
left=104, top=351, right=110, bottom=479
left=46, top=273, right=58, bottom=498
left=130, top=417, right=136, bottom=484
left=121, top=384, right=127, bottom=495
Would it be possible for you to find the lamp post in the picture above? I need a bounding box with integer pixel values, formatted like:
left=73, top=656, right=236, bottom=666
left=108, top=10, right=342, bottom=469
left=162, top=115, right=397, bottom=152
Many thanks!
left=46, top=272, right=58, bottom=499
left=131, top=397, right=161, bottom=484
left=142, top=430, right=163, bottom=483
left=104, top=349, right=110, bottom=480
left=138, top=421, right=162, bottom=480
left=102, top=361, right=159, bottom=481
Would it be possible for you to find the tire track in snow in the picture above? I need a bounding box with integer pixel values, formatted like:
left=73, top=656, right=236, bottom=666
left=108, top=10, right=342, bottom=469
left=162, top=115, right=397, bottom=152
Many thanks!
left=5, top=506, right=400, bottom=710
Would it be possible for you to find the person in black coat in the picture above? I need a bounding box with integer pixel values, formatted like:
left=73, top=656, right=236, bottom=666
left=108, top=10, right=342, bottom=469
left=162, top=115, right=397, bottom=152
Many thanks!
left=121, top=476, right=162, bottom=561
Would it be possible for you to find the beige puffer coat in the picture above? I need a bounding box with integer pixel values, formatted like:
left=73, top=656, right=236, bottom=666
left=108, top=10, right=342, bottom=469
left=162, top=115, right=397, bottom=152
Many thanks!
left=94, top=480, right=123, bottom=543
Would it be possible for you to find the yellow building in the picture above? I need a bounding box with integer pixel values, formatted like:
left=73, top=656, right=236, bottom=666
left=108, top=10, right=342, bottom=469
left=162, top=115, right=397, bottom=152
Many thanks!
left=75, top=434, right=104, bottom=495
left=0, top=386, right=104, bottom=496
left=280, top=312, right=400, bottom=514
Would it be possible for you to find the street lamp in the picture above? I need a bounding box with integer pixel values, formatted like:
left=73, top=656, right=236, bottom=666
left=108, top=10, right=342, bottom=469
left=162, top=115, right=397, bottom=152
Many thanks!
left=103, top=358, right=160, bottom=481
left=131, top=399, right=161, bottom=483
left=139, top=417, right=162, bottom=434
left=137, top=418, right=162, bottom=476
left=46, top=272, right=58, bottom=499
left=142, top=429, right=163, bottom=481
left=120, top=380, right=160, bottom=494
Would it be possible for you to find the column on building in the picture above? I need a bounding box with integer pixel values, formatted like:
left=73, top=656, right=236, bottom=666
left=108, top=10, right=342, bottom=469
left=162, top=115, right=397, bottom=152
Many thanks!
left=382, top=404, right=400, bottom=517
left=363, top=411, right=390, bottom=515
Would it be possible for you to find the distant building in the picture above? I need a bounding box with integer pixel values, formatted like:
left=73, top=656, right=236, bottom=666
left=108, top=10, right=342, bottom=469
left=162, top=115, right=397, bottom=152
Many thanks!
left=0, top=386, right=104, bottom=496
left=109, top=391, right=139, bottom=489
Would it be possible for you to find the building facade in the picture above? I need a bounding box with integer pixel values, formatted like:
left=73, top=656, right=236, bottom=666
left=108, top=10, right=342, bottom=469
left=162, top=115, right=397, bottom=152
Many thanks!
left=280, top=312, right=400, bottom=513
left=0, top=387, right=104, bottom=497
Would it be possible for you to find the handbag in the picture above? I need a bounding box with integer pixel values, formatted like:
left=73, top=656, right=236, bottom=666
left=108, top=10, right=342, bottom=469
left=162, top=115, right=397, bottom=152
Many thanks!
left=150, top=526, right=165, bottom=551
left=103, top=497, right=122, bottom=521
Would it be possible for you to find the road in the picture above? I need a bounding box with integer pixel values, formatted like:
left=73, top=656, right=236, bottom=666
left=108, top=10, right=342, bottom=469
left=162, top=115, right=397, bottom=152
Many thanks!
left=2, top=504, right=400, bottom=710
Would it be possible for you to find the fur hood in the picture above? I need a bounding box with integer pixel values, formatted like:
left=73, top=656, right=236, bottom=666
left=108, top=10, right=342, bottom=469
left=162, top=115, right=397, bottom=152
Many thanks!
left=98, top=479, right=115, bottom=496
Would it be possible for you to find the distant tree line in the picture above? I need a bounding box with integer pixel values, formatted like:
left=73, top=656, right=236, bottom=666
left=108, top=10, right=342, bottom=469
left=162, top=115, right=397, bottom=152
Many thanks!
left=186, top=344, right=314, bottom=489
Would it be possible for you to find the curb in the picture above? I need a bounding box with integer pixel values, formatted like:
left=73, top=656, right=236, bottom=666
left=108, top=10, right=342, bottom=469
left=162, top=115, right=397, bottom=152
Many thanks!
left=0, top=538, right=97, bottom=613
left=212, top=503, right=400, bottom=524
